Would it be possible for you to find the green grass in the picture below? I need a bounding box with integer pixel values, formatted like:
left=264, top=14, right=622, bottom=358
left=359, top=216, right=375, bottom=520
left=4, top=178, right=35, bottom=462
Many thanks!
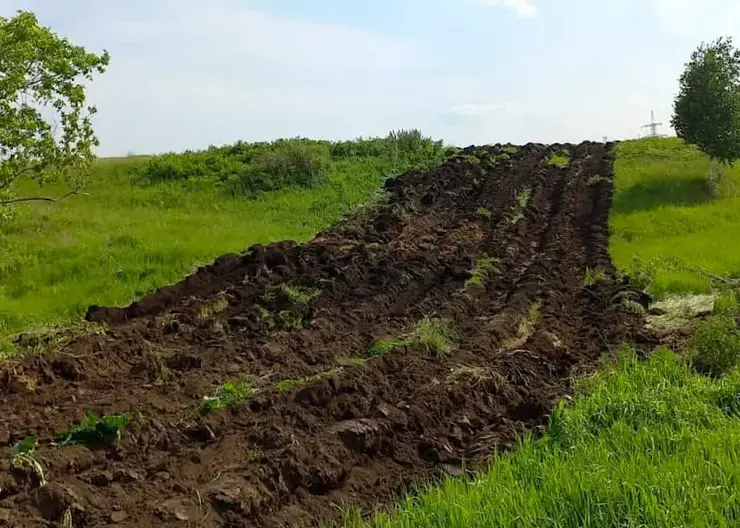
left=547, top=151, right=570, bottom=169
left=610, top=137, right=740, bottom=298
left=464, top=256, right=501, bottom=289
left=0, top=147, right=434, bottom=349
left=197, top=378, right=255, bottom=416
left=369, top=318, right=457, bottom=359
left=344, top=345, right=740, bottom=527
left=583, top=266, right=606, bottom=287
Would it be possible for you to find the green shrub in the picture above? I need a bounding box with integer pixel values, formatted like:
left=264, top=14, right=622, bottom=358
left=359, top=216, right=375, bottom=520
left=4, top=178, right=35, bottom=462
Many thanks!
left=135, top=131, right=444, bottom=198
left=689, top=316, right=740, bottom=377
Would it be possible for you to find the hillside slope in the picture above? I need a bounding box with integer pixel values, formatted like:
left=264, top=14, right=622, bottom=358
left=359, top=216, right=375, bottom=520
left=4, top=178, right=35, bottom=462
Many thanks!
left=0, top=142, right=646, bottom=527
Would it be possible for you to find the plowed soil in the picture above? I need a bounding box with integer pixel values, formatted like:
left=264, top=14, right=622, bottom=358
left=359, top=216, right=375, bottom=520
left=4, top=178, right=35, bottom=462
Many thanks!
left=0, top=142, right=648, bottom=527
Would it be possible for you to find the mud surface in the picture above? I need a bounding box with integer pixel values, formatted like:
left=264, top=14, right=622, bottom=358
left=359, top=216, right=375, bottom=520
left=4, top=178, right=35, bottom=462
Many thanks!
left=0, top=142, right=648, bottom=527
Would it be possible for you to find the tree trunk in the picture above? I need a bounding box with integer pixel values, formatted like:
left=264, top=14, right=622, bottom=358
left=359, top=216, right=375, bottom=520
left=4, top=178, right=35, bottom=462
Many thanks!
left=708, top=157, right=718, bottom=196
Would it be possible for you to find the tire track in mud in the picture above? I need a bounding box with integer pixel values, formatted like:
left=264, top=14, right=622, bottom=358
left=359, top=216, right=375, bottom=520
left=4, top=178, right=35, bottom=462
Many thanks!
left=0, top=142, right=648, bottom=528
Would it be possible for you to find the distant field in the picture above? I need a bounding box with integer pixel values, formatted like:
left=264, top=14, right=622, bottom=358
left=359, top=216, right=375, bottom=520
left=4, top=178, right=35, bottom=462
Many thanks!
left=610, top=137, right=740, bottom=298
left=0, top=133, right=443, bottom=346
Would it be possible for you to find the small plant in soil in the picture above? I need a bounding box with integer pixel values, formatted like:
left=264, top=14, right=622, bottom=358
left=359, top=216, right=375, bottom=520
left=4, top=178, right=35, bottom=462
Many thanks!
left=465, top=256, right=501, bottom=289
left=275, top=368, right=341, bottom=392
left=368, top=338, right=405, bottom=358
left=370, top=318, right=458, bottom=358
left=11, top=435, right=46, bottom=486
left=507, top=186, right=532, bottom=225
left=54, top=411, right=132, bottom=446
left=502, top=145, right=518, bottom=154
left=198, top=379, right=255, bottom=416
left=405, top=317, right=458, bottom=358
left=476, top=207, right=492, bottom=219
left=519, top=301, right=542, bottom=337
left=548, top=151, right=571, bottom=169
left=584, top=266, right=607, bottom=287
left=611, top=291, right=646, bottom=315
left=196, top=295, right=229, bottom=322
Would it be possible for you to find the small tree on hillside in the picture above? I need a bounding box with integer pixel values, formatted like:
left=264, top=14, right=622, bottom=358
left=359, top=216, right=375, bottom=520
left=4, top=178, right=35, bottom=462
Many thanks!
left=0, top=11, right=109, bottom=215
left=672, top=36, right=740, bottom=194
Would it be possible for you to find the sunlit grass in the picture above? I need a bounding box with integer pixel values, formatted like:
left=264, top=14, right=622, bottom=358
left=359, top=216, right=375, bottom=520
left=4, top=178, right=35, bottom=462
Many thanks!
left=610, top=137, right=740, bottom=298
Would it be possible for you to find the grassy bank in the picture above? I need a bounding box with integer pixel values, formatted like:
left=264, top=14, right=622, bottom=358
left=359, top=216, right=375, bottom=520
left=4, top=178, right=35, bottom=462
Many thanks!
left=0, top=132, right=444, bottom=345
left=610, top=137, right=740, bottom=298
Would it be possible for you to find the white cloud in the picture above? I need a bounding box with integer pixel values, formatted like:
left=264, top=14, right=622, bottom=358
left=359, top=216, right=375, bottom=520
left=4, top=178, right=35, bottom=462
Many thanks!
left=651, top=0, right=740, bottom=39
left=473, top=0, right=538, bottom=18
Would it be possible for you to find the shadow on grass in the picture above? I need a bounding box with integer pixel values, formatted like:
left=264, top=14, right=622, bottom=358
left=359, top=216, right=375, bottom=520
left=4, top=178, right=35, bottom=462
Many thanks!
left=613, top=177, right=713, bottom=214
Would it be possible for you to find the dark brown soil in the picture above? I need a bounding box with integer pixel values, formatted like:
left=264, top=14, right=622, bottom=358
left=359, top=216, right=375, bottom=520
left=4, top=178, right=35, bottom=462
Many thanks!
left=0, top=142, right=649, bottom=527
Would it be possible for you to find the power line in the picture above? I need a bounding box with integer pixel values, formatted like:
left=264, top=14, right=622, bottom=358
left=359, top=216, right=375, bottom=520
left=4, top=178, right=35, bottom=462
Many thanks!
left=641, top=110, right=664, bottom=138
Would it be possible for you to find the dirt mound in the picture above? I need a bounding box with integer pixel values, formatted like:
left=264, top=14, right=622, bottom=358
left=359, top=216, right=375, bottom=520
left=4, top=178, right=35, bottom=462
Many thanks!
left=0, top=142, right=648, bottom=527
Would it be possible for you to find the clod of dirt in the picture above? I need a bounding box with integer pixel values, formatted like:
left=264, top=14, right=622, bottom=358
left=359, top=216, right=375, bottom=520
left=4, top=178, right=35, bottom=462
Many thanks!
left=156, top=498, right=195, bottom=522
left=332, top=419, right=389, bottom=453
left=33, top=483, right=84, bottom=521
left=110, top=510, right=129, bottom=523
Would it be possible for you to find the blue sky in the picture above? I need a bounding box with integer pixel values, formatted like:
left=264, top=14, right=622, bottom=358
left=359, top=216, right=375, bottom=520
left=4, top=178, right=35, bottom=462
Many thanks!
left=3, top=0, right=740, bottom=156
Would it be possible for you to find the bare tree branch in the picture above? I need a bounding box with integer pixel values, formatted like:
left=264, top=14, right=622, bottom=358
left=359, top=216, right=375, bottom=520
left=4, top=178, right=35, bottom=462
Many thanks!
left=0, top=190, right=88, bottom=205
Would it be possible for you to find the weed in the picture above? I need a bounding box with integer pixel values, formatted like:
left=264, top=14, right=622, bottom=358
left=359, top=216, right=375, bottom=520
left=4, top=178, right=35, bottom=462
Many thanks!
left=502, top=145, right=518, bottom=154
left=197, top=379, right=255, bottom=416
left=54, top=411, right=132, bottom=446
left=263, top=284, right=320, bottom=310
left=547, top=151, right=571, bottom=169
left=275, top=368, right=341, bottom=392
left=196, top=295, right=229, bottom=321
left=2, top=321, right=107, bottom=358
left=713, top=290, right=739, bottom=315
left=520, top=301, right=542, bottom=335
left=10, top=435, right=46, bottom=486
left=506, top=187, right=532, bottom=225
left=516, top=187, right=532, bottom=209
left=368, top=339, right=405, bottom=358
left=404, top=318, right=457, bottom=358
left=587, top=174, right=608, bottom=186
left=368, top=318, right=457, bottom=359
left=583, top=266, right=607, bottom=287
left=464, top=256, right=501, bottom=289
left=476, top=207, right=492, bottom=219
left=336, top=357, right=368, bottom=368
left=612, top=290, right=647, bottom=315
left=689, top=316, right=740, bottom=377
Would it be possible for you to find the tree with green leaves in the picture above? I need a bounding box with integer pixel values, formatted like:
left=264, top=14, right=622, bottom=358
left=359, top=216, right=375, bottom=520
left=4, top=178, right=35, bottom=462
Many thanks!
left=0, top=10, right=109, bottom=214
left=672, top=37, right=740, bottom=194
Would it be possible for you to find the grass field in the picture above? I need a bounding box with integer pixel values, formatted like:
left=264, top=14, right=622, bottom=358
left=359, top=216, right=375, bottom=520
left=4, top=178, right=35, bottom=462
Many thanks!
left=0, top=135, right=442, bottom=348
left=610, top=137, right=740, bottom=298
